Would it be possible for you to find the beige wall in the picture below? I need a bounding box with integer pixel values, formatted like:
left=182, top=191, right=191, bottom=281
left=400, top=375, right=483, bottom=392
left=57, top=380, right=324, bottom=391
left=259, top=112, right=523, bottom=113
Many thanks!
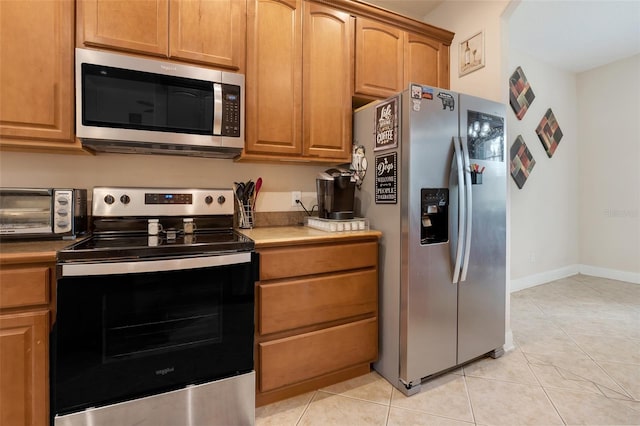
left=425, top=0, right=510, bottom=102
left=0, top=151, right=328, bottom=213
left=507, top=51, right=580, bottom=288
left=577, top=54, right=640, bottom=280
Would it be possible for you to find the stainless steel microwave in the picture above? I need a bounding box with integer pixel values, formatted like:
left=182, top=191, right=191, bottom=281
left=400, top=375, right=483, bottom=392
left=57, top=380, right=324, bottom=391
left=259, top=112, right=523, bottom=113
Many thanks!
left=75, top=48, right=244, bottom=158
left=0, top=188, right=88, bottom=240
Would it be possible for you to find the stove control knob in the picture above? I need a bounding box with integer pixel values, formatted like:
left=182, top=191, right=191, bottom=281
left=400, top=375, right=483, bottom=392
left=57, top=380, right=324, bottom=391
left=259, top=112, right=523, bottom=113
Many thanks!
left=217, top=195, right=226, bottom=205
left=120, top=194, right=131, bottom=204
left=205, top=195, right=214, bottom=205
left=104, top=194, right=115, bottom=205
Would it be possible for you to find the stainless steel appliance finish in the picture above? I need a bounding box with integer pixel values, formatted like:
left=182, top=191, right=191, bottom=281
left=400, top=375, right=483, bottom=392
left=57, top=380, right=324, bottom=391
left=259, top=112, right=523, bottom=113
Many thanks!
left=0, top=188, right=87, bottom=239
left=55, top=372, right=255, bottom=426
left=75, top=48, right=244, bottom=158
left=353, top=85, right=506, bottom=396
left=52, top=187, right=256, bottom=425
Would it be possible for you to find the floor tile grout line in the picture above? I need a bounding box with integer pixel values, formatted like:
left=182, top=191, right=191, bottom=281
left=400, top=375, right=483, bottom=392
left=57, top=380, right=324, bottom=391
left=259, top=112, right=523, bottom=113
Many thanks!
left=539, top=379, right=569, bottom=425
left=591, top=358, right=637, bottom=401
left=314, top=389, right=393, bottom=409
left=461, top=373, right=478, bottom=425
left=294, top=390, right=316, bottom=426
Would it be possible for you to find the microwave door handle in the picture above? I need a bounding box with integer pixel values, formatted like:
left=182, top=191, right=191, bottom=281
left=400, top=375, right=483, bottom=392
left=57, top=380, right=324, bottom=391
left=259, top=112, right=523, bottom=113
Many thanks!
left=213, top=83, right=223, bottom=135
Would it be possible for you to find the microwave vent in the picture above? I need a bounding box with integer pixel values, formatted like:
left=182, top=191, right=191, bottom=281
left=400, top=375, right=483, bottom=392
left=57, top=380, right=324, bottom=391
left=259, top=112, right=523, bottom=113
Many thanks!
left=80, top=139, right=242, bottom=159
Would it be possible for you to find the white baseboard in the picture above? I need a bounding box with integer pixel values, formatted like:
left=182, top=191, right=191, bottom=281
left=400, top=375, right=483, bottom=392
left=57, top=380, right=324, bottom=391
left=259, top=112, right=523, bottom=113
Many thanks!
left=510, top=264, right=640, bottom=293
left=503, top=330, right=515, bottom=353
left=510, top=265, right=579, bottom=293
left=578, top=264, right=640, bottom=285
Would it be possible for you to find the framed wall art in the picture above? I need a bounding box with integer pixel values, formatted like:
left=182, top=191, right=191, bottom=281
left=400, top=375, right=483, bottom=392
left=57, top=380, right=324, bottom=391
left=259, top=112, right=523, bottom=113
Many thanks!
left=459, top=30, right=485, bottom=76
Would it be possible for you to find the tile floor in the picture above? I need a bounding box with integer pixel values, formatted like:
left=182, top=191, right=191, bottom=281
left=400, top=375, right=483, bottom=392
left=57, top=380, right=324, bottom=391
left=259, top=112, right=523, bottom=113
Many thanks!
left=255, top=274, right=640, bottom=425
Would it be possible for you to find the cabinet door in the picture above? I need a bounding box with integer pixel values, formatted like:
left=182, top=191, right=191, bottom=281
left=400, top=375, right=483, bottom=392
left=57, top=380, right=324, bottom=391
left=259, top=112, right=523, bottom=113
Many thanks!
left=302, top=3, right=353, bottom=161
left=169, top=0, right=245, bottom=70
left=81, top=0, right=169, bottom=56
left=354, top=18, right=403, bottom=99
left=405, top=32, right=449, bottom=89
left=0, top=311, right=49, bottom=426
left=245, top=0, right=302, bottom=156
left=0, top=0, right=77, bottom=150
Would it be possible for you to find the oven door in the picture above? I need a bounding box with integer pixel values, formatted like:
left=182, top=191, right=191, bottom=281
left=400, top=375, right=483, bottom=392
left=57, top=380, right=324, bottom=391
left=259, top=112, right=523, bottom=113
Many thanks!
left=52, top=252, right=256, bottom=417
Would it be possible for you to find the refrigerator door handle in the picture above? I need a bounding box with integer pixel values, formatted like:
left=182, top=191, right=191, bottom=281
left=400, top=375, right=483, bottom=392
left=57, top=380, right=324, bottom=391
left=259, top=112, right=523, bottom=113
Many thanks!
left=459, top=136, right=473, bottom=282
left=452, top=137, right=465, bottom=284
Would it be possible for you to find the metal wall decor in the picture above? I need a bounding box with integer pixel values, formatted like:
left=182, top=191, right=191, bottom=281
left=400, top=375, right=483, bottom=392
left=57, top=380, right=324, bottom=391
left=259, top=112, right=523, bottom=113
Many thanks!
left=509, top=66, right=535, bottom=120
left=510, top=135, right=536, bottom=189
left=536, top=108, right=563, bottom=158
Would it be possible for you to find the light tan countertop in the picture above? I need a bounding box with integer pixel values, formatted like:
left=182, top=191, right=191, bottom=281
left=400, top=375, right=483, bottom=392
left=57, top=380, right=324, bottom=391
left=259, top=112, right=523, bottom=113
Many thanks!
left=0, top=226, right=382, bottom=263
left=238, top=225, right=381, bottom=248
left=0, top=238, right=83, bottom=265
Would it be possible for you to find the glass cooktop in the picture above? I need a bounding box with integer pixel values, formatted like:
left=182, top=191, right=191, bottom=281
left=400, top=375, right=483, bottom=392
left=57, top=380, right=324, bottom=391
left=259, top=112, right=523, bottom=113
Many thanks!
left=58, top=231, right=254, bottom=262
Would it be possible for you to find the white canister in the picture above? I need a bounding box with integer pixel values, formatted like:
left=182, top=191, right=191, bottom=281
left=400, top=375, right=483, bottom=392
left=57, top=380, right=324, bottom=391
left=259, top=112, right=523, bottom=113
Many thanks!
left=148, top=219, right=163, bottom=235
left=183, top=218, right=195, bottom=234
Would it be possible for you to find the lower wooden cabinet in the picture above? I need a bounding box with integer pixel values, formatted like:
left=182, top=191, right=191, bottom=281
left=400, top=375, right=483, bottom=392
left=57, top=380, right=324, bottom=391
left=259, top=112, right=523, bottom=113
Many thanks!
left=0, top=311, right=48, bottom=426
left=259, top=318, right=377, bottom=392
left=255, top=237, right=379, bottom=406
left=0, top=265, right=52, bottom=426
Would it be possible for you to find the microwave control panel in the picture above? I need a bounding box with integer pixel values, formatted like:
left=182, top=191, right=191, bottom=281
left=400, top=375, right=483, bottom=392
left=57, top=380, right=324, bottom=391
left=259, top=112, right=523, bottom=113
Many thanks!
left=221, top=84, right=241, bottom=137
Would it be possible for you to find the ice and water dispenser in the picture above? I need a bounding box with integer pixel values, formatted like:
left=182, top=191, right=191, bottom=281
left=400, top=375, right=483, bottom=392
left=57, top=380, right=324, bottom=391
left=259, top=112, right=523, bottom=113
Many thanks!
left=420, top=188, right=448, bottom=245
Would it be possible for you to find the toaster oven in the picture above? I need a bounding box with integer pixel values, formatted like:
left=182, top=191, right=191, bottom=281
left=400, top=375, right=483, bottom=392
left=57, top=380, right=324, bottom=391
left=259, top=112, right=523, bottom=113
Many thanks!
left=0, top=188, right=88, bottom=240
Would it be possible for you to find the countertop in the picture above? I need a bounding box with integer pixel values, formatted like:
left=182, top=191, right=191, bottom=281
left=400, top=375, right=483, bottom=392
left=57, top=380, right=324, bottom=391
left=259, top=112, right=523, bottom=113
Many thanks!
left=238, top=225, right=381, bottom=248
left=0, top=226, right=382, bottom=264
left=0, top=238, right=82, bottom=265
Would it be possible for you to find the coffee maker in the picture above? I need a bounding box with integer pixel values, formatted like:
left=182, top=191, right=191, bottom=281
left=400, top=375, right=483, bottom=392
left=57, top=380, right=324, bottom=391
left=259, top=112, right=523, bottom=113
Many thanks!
left=316, top=168, right=356, bottom=219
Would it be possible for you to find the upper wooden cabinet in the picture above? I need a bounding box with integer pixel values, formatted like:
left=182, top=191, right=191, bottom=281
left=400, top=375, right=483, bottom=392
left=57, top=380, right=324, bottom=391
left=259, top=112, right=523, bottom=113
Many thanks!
left=0, top=0, right=81, bottom=153
left=169, top=0, right=246, bottom=69
left=354, top=16, right=451, bottom=99
left=354, top=18, right=403, bottom=99
left=302, top=2, right=353, bottom=159
left=243, top=0, right=353, bottom=163
left=78, top=0, right=245, bottom=70
left=404, top=31, right=450, bottom=90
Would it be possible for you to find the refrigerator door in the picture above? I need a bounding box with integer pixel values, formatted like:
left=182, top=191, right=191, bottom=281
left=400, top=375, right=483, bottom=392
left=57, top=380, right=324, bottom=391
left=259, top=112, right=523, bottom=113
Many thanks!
left=401, top=87, right=459, bottom=385
left=456, top=95, right=507, bottom=364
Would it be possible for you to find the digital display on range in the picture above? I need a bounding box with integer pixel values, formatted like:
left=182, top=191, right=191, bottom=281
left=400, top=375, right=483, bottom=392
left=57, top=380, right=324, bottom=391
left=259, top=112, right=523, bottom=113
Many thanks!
left=145, top=193, right=193, bottom=204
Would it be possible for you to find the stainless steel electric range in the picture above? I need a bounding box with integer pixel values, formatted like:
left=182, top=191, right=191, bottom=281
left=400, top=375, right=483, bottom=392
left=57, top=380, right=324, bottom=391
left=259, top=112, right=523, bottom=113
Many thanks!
left=52, top=187, right=257, bottom=426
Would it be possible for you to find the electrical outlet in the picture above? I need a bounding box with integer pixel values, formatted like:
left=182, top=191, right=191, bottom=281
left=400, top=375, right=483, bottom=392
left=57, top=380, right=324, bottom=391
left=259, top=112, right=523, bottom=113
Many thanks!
left=291, top=191, right=301, bottom=207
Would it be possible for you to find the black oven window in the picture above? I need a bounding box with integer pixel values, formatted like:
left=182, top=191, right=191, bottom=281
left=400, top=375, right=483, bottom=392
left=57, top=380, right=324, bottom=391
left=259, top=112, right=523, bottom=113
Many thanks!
left=102, top=277, right=223, bottom=361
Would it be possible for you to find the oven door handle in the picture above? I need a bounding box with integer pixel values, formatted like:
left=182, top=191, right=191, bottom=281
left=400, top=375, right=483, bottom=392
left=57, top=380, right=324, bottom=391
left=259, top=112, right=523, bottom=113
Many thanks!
left=60, top=252, right=252, bottom=277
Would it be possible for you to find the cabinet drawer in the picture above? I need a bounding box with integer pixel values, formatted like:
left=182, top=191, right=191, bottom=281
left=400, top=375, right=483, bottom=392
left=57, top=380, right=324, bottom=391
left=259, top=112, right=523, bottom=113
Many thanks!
left=259, top=241, right=377, bottom=280
left=259, top=317, right=377, bottom=392
left=0, top=267, right=50, bottom=309
left=258, top=269, right=377, bottom=335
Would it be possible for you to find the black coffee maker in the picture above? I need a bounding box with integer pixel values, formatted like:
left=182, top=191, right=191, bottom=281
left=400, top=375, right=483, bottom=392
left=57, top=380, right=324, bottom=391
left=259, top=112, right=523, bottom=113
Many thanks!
left=316, top=168, right=356, bottom=219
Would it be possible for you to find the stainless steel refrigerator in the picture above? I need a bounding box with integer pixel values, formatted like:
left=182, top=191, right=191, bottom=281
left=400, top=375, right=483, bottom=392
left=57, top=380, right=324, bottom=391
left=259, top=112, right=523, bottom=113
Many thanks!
left=353, top=84, right=506, bottom=396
